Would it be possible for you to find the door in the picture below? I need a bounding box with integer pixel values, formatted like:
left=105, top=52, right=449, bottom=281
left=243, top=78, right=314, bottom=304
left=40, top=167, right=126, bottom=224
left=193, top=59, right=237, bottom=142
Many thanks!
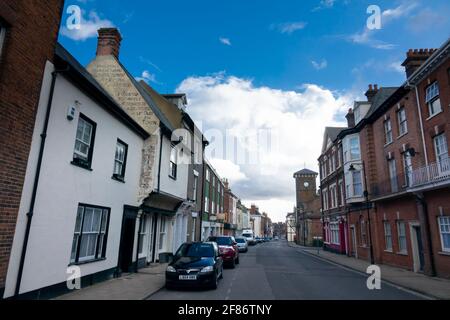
left=118, top=207, right=138, bottom=273
left=350, top=226, right=357, bottom=258
left=413, top=226, right=425, bottom=272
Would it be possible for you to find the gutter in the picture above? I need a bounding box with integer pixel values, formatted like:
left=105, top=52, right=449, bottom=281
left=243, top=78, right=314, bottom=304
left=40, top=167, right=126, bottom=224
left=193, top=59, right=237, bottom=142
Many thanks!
left=14, top=67, right=69, bottom=297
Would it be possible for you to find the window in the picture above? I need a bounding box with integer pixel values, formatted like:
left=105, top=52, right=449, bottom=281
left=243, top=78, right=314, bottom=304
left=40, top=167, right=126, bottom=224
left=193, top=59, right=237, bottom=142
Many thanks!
left=330, top=184, right=337, bottom=208
left=403, top=152, right=413, bottom=187
left=350, top=137, right=360, bottom=160
left=434, top=133, right=449, bottom=173
left=426, top=82, right=441, bottom=117
left=193, top=173, right=199, bottom=202
left=138, top=216, right=147, bottom=255
left=354, top=107, right=361, bottom=125
left=337, top=147, right=342, bottom=168
left=339, top=180, right=344, bottom=206
left=438, top=216, right=450, bottom=252
left=384, top=119, right=393, bottom=145
left=331, top=153, right=336, bottom=173
left=113, top=140, right=128, bottom=181
left=397, top=107, right=408, bottom=136
left=352, top=171, right=363, bottom=197
left=169, top=145, right=177, bottom=179
left=384, top=222, right=393, bottom=251
left=360, top=220, right=367, bottom=246
left=388, top=159, right=398, bottom=192
left=0, top=22, right=6, bottom=59
left=70, top=204, right=110, bottom=264
left=73, top=114, right=96, bottom=169
left=397, top=221, right=407, bottom=253
left=330, top=222, right=340, bottom=245
left=159, top=218, right=167, bottom=251
left=322, top=188, right=329, bottom=210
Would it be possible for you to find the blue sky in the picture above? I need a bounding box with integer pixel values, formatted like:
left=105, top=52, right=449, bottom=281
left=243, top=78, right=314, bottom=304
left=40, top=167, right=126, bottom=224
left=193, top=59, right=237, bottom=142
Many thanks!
left=59, top=0, right=450, bottom=222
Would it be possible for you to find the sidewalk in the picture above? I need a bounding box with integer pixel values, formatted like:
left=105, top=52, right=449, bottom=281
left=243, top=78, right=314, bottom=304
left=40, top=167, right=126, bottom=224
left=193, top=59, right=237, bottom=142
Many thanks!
left=288, top=242, right=450, bottom=300
left=55, top=263, right=167, bottom=300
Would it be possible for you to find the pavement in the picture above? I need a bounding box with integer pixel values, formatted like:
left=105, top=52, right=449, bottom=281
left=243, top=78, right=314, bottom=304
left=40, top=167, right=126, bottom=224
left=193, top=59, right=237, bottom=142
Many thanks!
left=148, top=240, right=426, bottom=300
left=289, top=242, right=450, bottom=300
left=56, top=263, right=168, bottom=300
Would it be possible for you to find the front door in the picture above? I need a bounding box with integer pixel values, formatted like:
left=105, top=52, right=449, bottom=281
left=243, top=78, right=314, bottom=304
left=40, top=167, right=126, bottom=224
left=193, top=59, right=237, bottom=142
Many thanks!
left=413, top=226, right=425, bottom=272
left=118, top=207, right=138, bottom=273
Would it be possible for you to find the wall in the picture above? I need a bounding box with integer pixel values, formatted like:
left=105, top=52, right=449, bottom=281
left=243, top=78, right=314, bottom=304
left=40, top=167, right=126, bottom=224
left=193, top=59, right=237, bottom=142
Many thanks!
left=4, top=65, right=144, bottom=297
left=0, top=0, right=64, bottom=294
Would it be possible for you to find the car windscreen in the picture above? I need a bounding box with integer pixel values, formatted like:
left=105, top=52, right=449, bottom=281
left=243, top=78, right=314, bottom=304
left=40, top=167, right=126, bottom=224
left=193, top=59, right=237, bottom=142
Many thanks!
left=176, top=243, right=215, bottom=258
left=235, top=238, right=246, bottom=243
left=209, top=237, right=233, bottom=246
left=242, top=234, right=252, bottom=238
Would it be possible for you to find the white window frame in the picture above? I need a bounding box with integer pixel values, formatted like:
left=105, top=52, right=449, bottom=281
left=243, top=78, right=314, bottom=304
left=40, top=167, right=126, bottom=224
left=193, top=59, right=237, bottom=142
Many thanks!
left=352, top=170, right=363, bottom=197
left=397, top=221, right=407, bottom=254
left=192, top=171, right=199, bottom=202
left=403, top=151, right=413, bottom=187
left=434, top=133, right=449, bottom=174
left=388, top=158, right=398, bottom=192
left=159, top=218, right=167, bottom=251
left=338, top=180, right=344, bottom=206
left=438, top=216, right=450, bottom=252
left=360, top=220, right=367, bottom=247
left=74, top=116, right=94, bottom=161
left=426, top=82, right=442, bottom=117
left=138, top=216, right=148, bottom=256
left=397, top=107, right=408, bottom=136
left=384, top=119, right=393, bottom=145
left=384, top=221, right=393, bottom=251
left=330, top=222, right=340, bottom=245
left=349, top=137, right=360, bottom=161
left=322, top=188, right=329, bottom=210
left=169, top=145, right=178, bottom=179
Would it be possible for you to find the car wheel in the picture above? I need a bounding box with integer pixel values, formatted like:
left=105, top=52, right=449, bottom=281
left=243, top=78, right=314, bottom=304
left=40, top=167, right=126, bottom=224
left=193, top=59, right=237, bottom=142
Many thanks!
left=210, top=272, right=219, bottom=290
left=219, top=266, right=224, bottom=279
left=229, top=259, right=236, bottom=269
left=236, top=256, right=240, bottom=265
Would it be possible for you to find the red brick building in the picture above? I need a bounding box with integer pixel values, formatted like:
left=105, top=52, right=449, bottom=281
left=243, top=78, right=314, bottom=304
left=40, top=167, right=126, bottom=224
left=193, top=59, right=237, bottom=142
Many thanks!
left=0, top=1, right=64, bottom=297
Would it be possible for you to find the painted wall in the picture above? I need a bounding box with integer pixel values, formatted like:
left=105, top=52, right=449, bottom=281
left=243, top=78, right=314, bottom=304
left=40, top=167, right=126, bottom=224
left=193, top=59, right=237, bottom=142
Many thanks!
left=4, top=63, right=144, bottom=297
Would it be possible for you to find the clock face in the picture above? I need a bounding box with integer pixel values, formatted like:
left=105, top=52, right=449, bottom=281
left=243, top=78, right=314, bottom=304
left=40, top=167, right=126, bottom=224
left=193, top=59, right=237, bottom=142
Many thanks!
left=304, top=182, right=310, bottom=188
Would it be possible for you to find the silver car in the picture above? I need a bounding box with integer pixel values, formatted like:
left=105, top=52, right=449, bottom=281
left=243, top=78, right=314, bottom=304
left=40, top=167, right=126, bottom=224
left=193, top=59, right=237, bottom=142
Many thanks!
left=235, top=237, right=248, bottom=253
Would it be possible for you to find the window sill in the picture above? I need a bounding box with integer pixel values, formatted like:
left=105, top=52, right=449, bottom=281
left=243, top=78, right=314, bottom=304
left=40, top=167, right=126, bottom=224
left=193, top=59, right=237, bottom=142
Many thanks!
left=384, top=249, right=394, bottom=253
left=426, top=110, right=443, bottom=121
left=438, top=251, right=450, bottom=256
left=397, top=132, right=408, bottom=139
left=71, top=161, right=93, bottom=171
left=69, top=257, right=106, bottom=266
left=396, top=251, right=408, bottom=256
left=384, top=141, right=394, bottom=148
left=112, top=175, right=126, bottom=183
left=169, top=175, right=177, bottom=181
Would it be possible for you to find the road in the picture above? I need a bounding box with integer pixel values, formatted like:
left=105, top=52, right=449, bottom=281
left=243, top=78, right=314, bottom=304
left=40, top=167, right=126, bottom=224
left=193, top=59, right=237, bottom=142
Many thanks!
left=148, top=240, right=423, bottom=300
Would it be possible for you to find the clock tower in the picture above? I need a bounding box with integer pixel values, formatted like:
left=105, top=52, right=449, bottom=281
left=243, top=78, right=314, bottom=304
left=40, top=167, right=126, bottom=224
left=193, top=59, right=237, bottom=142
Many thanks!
left=294, top=168, right=318, bottom=210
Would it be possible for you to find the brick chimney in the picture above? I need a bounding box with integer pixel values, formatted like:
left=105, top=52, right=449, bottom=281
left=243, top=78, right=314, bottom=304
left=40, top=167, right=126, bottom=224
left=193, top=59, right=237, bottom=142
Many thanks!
left=250, top=205, right=258, bottom=215
left=365, top=84, right=379, bottom=103
left=346, top=108, right=355, bottom=128
left=402, top=48, right=437, bottom=78
left=96, top=28, right=122, bottom=59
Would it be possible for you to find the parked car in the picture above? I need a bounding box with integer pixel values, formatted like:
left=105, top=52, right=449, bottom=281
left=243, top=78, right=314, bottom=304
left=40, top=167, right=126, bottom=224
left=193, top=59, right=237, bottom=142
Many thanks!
left=165, top=242, right=223, bottom=290
left=207, top=236, right=239, bottom=268
left=274, top=236, right=280, bottom=241
left=235, top=237, right=248, bottom=253
left=255, top=237, right=263, bottom=244
left=242, top=230, right=256, bottom=245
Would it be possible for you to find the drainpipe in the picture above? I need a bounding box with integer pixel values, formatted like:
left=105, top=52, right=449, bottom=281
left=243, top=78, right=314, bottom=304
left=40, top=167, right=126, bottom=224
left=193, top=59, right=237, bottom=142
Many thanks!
left=157, top=128, right=163, bottom=192
left=199, top=147, right=206, bottom=241
left=413, top=85, right=429, bottom=167
left=14, top=67, right=68, bottom=297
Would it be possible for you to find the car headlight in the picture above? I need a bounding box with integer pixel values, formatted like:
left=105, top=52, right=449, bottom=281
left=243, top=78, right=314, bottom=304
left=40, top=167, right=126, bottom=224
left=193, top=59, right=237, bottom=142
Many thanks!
left=200, top=266, right=214, bottom=273
left=167, top=266, right=177, bottom=273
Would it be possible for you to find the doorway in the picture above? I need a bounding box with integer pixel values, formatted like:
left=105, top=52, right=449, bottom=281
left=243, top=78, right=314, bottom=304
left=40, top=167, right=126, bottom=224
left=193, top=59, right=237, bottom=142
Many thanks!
left=350, top=225, right=358, bottom=258
left=118, top=206, right=138, bottom=273
left=410, top=223, right=425, bottom=272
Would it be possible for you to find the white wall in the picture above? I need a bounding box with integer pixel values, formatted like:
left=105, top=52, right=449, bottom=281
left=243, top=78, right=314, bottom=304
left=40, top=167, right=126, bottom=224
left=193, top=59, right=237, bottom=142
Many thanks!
left=4, top=62, right=144, bottom=297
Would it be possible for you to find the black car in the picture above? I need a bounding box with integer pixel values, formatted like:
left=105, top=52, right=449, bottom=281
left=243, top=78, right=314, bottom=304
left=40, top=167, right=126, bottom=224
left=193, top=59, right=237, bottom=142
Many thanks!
left=165, top=242, right=224, bottom=290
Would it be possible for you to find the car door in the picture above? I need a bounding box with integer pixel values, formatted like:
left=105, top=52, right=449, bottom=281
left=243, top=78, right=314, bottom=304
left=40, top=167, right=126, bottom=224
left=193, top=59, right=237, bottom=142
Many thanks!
left=214, top=244, right=223, bottom=272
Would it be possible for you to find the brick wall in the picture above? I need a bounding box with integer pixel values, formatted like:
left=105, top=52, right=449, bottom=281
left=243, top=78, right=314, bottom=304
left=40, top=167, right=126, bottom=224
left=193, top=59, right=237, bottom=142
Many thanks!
left=0, top=0, right=64, bottom=293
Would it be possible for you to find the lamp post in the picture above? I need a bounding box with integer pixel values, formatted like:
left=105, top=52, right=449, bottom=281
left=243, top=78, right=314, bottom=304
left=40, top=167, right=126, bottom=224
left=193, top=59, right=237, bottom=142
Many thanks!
left=349, top=161, right=375, bottom=265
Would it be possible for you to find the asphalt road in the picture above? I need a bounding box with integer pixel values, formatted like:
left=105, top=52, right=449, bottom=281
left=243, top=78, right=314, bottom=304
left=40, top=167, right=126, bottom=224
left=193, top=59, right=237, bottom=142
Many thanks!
left=148, top=240, right=423, bottom=300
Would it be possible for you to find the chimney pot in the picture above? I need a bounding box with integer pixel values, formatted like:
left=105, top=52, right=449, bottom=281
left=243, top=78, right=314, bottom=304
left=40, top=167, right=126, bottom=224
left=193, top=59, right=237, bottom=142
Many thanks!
left=96, top=28, right=122, bottom=59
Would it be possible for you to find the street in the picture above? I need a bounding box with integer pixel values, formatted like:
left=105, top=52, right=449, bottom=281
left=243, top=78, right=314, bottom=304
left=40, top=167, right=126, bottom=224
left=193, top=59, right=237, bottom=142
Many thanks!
left=148, top=240, right=423, bottom=300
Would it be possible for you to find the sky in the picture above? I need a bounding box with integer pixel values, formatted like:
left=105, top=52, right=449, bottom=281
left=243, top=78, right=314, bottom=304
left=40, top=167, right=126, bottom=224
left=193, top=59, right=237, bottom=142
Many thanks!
left=59, top=0, right=450, bottom=222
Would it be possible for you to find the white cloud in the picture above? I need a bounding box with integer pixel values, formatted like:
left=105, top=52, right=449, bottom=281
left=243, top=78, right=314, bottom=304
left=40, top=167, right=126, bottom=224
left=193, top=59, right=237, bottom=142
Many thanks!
left=312, top=59, right=328, bottom=70
left=60, top=10, right=114, bottom=41
left=272, top=22, right=307, bottom=34
left=135, top=70, right=160, bottom=84
left=388, top=61, right=405, bottom=74
left=209, top=159, right=248, bottom=183
left=177, top=74, right=354, bottom=222
left=219, top=38, right=232, bottom=46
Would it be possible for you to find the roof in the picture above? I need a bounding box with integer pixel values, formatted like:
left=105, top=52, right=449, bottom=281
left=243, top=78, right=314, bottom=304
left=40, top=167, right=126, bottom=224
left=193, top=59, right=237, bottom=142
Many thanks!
left=54, top=43, right=149, bottom=139
left=294, top=168, right=318, bottom=176
left=365, top=87, right=399, bottom=118
left=321, top=126, right=346, bottom=154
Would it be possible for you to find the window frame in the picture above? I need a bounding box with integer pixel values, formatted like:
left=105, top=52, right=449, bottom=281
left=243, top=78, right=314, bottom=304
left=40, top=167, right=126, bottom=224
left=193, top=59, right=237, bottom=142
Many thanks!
left=0, top=22, right=6, bottom=60
left=426, top=81, right=441, bottom=117
left=384, top=118, right=393, bottom=145
left=70, top=204, right=110, bottom=265
left=438, top=216, right=450, bottom=253
left=384, top=221, right=393, bottom=251
left=388, top=158, right=398, bottom=193
left=192, top=172, right=199, bottom=202
left=397, top=221, right=408, bottom=254
left=159, top=218, right=167, bottom=251
left=397, top=107, right=408, bottom=137
left=138, top=216, right=148, bottom=256
left=360, top=219, right=367, bottom=247
left=403, top=151, right=413, bottom=187
left=169, top=144, right=178, bottom=180
left=112, top=139, right=128, bottom=182
left=434, top=133, right=449, bottom=173
left=72, top=114, right=97, bottom=171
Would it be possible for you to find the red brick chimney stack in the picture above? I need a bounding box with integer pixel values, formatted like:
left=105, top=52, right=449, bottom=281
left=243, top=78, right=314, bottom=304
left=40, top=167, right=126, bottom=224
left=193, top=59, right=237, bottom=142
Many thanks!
left=402, top=48, right=437, bottom=78
left=365, top=84, right=379, bottom=103
left=96, top=28, right=122, bottom=59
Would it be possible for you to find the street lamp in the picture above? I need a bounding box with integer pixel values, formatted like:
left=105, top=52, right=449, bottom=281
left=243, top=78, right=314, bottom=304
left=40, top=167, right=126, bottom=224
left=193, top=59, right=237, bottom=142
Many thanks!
left=349, top=161, right=375, bottom=265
